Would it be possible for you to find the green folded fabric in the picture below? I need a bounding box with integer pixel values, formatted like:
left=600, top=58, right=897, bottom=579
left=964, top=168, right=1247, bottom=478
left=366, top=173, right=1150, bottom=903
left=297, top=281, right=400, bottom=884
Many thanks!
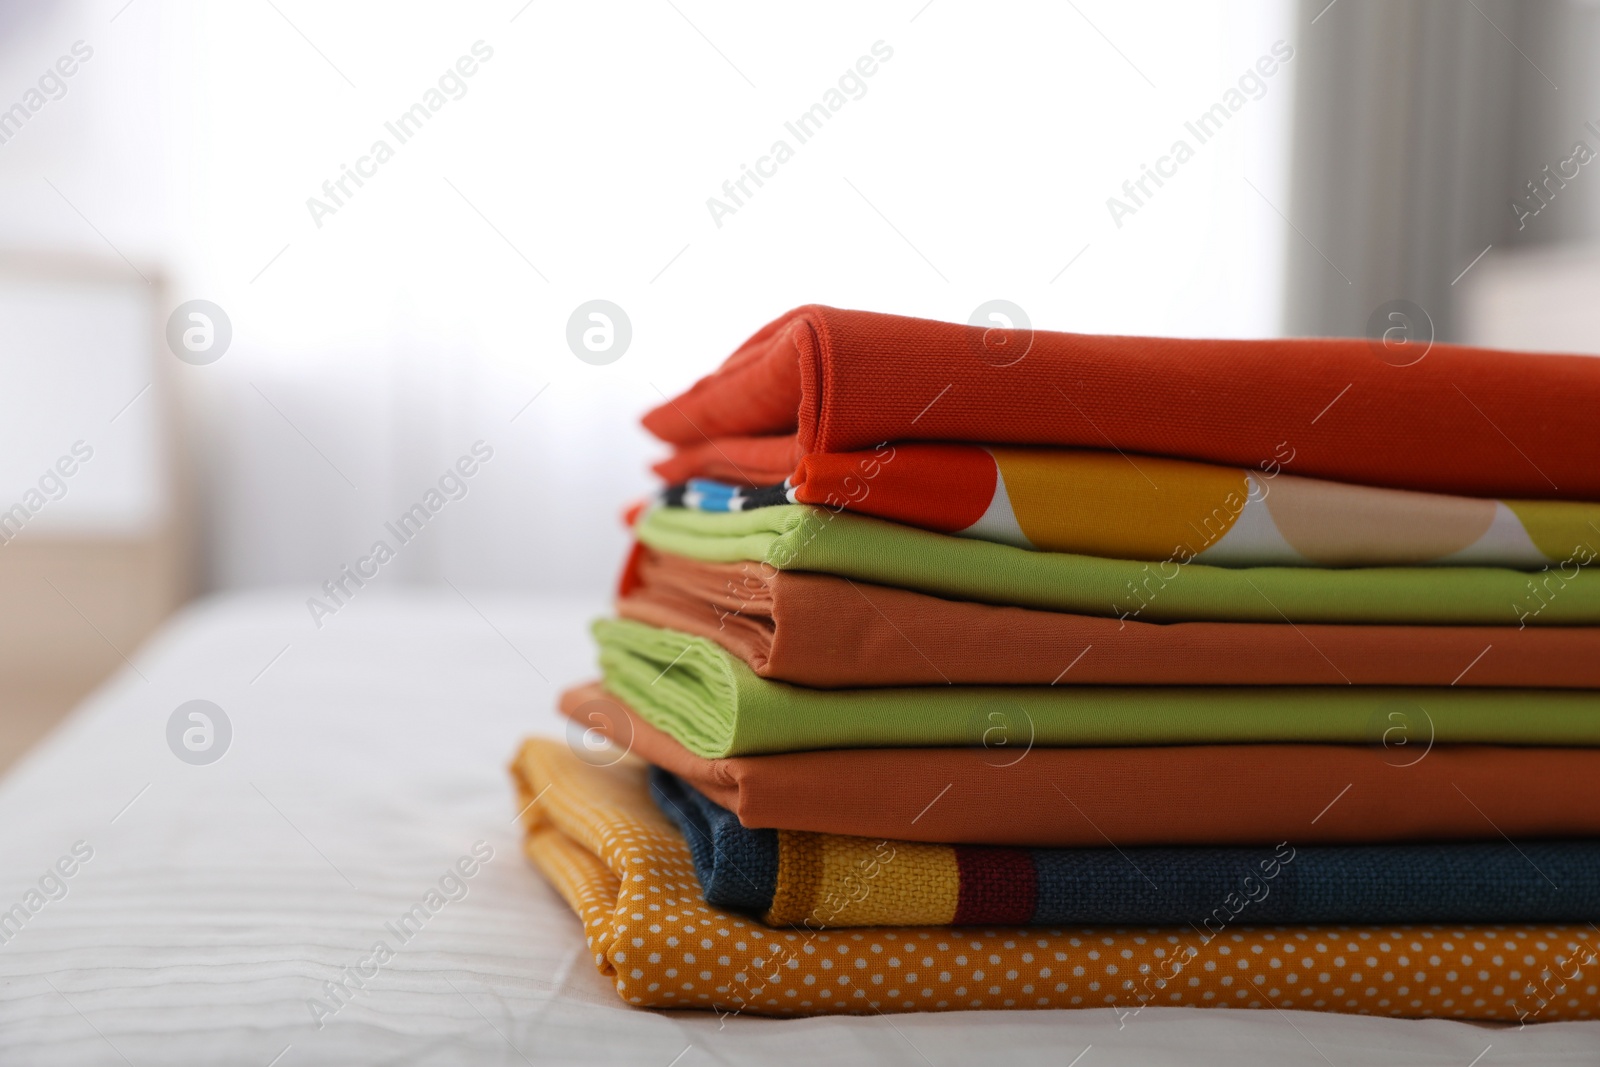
left=596, top=617, right=1600, bottom=758
left=635, top=505, right=1600, bottom=626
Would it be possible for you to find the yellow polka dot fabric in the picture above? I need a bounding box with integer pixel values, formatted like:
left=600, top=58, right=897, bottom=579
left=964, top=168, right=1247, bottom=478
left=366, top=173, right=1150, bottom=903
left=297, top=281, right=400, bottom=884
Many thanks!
left=511, top=739, right=1600, bottom=1021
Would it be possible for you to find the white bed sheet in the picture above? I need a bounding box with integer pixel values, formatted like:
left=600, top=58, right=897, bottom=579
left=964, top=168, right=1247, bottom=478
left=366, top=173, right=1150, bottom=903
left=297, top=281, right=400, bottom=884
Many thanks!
left=0, top=589, right=1594, bottom=1065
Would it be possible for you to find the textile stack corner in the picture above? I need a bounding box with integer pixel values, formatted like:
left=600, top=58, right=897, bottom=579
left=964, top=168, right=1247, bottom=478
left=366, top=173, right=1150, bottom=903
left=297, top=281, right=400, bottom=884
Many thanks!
left=511, top=304, right=1600, bottom=1021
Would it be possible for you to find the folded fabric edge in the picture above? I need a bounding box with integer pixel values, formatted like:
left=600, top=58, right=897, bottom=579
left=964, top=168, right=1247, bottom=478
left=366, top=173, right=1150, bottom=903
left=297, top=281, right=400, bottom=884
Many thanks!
left=639, top=304, right=1600, bottom=500
left=595, top=617, right=741, bottom=759
left=635, top=504, right=1600, bottom=627
left=596, top=616, right=1600, bottom=757
left=620, top=545, right=1600, bottom=689
left=510, top=741, right=618, bottom=980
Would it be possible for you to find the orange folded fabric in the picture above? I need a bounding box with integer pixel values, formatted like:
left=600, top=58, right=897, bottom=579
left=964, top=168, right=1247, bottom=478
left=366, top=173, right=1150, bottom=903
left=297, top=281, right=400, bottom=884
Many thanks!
left=617, top=546, right=1600, bottom=688
left=561, top=682, right=1600, bottom=848
left=652, top=435, right=800, bottom=486
left=644, top=306, right=1600, bottom=499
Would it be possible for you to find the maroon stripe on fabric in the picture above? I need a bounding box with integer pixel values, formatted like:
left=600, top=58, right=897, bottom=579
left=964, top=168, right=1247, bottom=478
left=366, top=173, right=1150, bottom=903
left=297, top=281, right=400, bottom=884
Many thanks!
left=953, top=846, right=1037, bottom=925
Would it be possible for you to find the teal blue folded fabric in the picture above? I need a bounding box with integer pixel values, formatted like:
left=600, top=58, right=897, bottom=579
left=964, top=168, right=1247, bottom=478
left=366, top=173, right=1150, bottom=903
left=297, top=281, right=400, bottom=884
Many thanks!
left=652, top=768, right=1600, bottom=926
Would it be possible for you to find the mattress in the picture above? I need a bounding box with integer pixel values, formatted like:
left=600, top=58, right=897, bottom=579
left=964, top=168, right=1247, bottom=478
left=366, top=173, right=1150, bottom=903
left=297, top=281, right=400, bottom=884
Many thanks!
left=0, top=589, right=1593, bottom=1065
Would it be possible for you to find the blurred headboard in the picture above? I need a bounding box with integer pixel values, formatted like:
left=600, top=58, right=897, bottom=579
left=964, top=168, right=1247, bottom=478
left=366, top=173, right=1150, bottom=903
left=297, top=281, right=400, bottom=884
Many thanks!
left=0, top=251, right=192, bottom=759
left=1460, top=244, right=1600, bottom=357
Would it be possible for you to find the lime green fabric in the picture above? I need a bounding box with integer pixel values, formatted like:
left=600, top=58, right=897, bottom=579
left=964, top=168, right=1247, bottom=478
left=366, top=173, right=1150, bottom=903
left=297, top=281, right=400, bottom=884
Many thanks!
left=595, top=618, right=1600, bottom=758
left=634, top=505, right=1600, bottom=626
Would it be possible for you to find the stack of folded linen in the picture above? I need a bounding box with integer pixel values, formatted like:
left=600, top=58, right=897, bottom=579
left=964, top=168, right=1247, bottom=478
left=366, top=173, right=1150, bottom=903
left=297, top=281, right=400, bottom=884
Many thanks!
left=512, top=305, right=1600, bottom=1021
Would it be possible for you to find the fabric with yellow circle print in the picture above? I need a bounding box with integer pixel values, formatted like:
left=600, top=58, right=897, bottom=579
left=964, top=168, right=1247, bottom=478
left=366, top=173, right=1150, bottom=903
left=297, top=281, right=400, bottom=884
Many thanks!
left=772, top=444, right=1600, bottom=568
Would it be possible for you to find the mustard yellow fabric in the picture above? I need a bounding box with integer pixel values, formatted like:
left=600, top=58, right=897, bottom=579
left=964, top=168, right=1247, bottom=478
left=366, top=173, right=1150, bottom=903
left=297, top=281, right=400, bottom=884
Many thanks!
left=1507, top=499, right=1600, bottom=564
left=990, top=447, right=1250, bottom=559
left=772, top=832, right=957, bottom=927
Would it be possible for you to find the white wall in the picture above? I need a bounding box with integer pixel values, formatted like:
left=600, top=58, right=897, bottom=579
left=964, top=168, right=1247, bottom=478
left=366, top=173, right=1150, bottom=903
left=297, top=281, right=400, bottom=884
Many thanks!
left=0, top=0, right=1297, bottom=595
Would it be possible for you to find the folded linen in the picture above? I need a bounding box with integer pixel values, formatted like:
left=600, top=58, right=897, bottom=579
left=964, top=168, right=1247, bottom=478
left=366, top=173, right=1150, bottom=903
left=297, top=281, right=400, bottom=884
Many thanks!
left=642, top=305, right=1600, bottom=499
left=663, top=443, right=1600, bottom=569
left=651, top=768, right=1600, bottom=927
left=512, top=737, right=1600, bottom=1019
left=560, top=682, right=1600, bottom=846
left=653, top=434, right=797, bottom=486
left=595, top=617, right=1600, bottom=758
left=618, top=546, right=1600, bottom=688
left=635, top=505, right=1600, bottom=626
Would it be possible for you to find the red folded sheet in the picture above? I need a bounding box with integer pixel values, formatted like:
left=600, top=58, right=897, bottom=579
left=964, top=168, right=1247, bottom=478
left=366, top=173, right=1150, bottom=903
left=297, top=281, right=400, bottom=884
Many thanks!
left=644, top=305, right=1600, bottom=499
left=560, top=683, right=1600, bottom=847
left=652, top=436, right=799, bottom=486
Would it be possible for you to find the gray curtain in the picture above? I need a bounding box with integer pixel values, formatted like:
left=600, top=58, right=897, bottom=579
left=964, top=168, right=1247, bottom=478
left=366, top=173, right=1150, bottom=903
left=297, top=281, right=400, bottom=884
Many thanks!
left=1284, top=0, right=1600, bottom=340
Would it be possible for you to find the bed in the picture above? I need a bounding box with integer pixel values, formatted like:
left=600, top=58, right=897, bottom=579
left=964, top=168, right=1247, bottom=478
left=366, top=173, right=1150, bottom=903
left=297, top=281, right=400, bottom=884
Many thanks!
left=0, top=589, right=1593, bottom=1064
